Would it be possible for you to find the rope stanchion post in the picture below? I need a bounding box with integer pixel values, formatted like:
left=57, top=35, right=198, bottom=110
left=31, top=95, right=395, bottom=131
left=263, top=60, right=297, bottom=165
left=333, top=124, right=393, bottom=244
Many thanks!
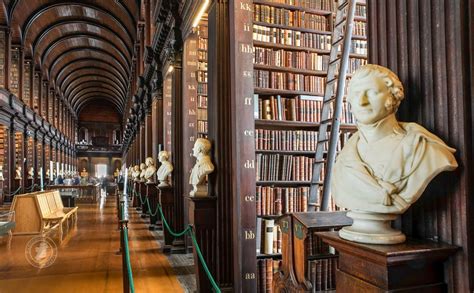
left=119, top=199, right=130, bottom=293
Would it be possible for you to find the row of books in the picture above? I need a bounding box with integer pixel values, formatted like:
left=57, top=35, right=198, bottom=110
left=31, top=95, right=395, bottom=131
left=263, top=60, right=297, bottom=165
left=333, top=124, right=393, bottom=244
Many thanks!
left=23, top=63, right=31, bottom=106
left=197, top=120, right=208, bottom=133
left=197, top=108, right=207, bottom=120
left=254, top=4, right=330, bottom=31
left=253, top=25, right=332, bottom=49
left=198, top=50, right=207, bottom=61
left=198, top=38, right=207, bottom=51
left=255, top=129, right=348, bottom=152
left=257, top=259, right=281, bottom=293
left=307, top=258, right=337, bottom=292
left=256, top=186, right=309, bottom=216
left=256, top=154, right=320, bottom=182
left=255, top=94, right=355, bottom=124
left=256, top=0, right=334, bottom=12
left=256, top=219, right=282, bottom=254
left=355, top=3, right=367, bottom=17
left=254, top=47, right=330, bottom=71
left=197, top=83, right=207, bottom=95
left=197, top=71, right=207, bottom=83
left=352, top=21, right=366, bottom=37
left=0, top=31, right=5, bottom=88
left=197, top=95, right=207, bottom=108
left=10, top=48, right=19, bottom=96
left=254, top=70, right=326, bottom=93
left=308, top=232, right=332, bottom=255
left=198, top=61, right=207, bottom=71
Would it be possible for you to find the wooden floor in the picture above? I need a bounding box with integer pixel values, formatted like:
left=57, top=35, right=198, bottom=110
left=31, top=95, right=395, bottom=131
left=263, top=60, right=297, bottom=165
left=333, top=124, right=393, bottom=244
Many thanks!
left=0, top=194, right=184, bottom=293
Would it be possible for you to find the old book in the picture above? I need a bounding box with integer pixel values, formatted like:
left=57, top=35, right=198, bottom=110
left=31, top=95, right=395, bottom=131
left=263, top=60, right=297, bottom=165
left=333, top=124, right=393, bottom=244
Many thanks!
left=264, top=219, right=275, bottom=254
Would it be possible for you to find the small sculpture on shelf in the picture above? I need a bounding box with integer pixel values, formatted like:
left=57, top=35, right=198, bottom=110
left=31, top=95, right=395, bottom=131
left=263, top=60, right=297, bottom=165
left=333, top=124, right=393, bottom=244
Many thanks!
left=189, top=138, right=214, bottom=197
left=144, top=157, right=157, bottom=184
left=80, top=168, right=88, bottom=178
left=139, top=163, right=146, bottom=182
left=15, top=166, right=22, bottom=180
left=332, top=64, right=458, bottom=244
left=27, top=167, right=34, bottom=180
left=132, top=165, right=141, bottom=182
left=157, top=151, right=173, bottom=187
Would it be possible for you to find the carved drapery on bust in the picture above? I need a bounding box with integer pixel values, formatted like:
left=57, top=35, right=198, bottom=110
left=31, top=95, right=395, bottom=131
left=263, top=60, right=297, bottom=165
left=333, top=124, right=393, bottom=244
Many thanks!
left=132, top=165, right=141, bottom=182
left=157, top=151, right=173, bottom=187
left=27, top=167, right=34, bottom=180
left=139, top=163, right=146, bottom=182
left=189, top=138, right=214, bottom=196
left=331, top=64, right=457, bottom=244
left=144, top=157, right=157, bottom=184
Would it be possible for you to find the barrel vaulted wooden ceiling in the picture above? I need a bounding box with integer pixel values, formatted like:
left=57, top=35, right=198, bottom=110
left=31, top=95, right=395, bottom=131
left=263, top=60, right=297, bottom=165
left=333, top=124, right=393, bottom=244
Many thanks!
left=0, top=0, right=140, bottom=116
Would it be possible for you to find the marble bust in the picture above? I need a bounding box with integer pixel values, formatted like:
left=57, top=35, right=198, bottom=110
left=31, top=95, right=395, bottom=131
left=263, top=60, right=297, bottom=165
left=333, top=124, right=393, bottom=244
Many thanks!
left=46, top=169, right=50, bottom=179
left=0, top=165, right=4, bottom=181
left=189, top=138, right=214, bottom=197
left=332, top=64, right=458, bottom=244
left=132, top=165, right=141, bottom=182
left=80, top=168, right=88, bottom=178
left=27, top=167, right=34, bottom=180
left=157, top=151, right=173, bottom=187
left=144, top=157, right=157, bottom=184
left=15, top=166, right=22, bottom=180
left=139, top=163, right=146, bottom=182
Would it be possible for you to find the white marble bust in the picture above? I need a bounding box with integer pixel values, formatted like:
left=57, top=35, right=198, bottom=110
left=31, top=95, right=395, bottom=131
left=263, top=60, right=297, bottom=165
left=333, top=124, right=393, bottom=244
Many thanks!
left=0, top=165, right=4, bottom=181
left=144, top=157, right=157, bottom=184
left=132, top=165, right=141, bottom=182
left=332, top=64, right=458, bottom=244
left=189, top=138, right=214, bottom=197
left=15, top=166, right=22, bottom=180
left=27, top=167, right=34, bottom=180
left=46, top=169, right=50, bottom=179
left=139, top=163, right=146, bottom=182
left=157, top=151, right=173, bottom=187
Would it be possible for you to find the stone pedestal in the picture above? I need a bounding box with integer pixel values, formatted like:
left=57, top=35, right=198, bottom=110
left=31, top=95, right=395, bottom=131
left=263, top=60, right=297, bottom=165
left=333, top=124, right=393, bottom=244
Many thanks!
left=186, top=196, right=216, bottom=293
left=132, top=181, right=140, bottom=208
left=139, top=182, right=148, bottom=218
left=316, top=232, right=458, bottom=292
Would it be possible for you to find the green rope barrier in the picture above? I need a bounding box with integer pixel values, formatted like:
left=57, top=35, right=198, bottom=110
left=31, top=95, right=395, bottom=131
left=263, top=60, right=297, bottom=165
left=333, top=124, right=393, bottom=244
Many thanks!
left=5, top=186, right=22, bottom=196
left=145, top=198, right=160, bottom=217
left=155, top=202, right=220, bottom=292
left=123, top=227, right=135, bottom=293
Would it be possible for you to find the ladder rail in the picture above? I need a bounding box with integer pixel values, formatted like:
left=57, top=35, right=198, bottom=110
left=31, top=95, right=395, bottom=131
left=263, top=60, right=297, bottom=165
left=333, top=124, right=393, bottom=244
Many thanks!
left=320, top=0, right=357, bottom=211
left=308, top=0, right=357, bottom=211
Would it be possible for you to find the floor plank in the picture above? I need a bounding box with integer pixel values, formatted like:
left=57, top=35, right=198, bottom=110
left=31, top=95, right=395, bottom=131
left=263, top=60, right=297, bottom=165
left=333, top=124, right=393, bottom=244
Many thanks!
left=0, top=194, right=184, bottom=293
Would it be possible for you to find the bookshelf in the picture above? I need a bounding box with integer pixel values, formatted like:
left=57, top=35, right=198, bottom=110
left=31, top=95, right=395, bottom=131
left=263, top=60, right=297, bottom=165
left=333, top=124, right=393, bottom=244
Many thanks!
left=252, top=0, right=368, bottom=290
left=0, top=30, right=5, bottom=88
left=23, top=61, right=31, bottom=107
left=14, top=132, right=23, bottom=178
left=10, top=47, right=20, bottom=97
left=0, top=126, right=9, bottom=191
left=36, top=141, right=43, bottom=172
left=196, top=21, right=208, bottom=138
left=33, top=73, right=40, bottom=114
left=27, top=136, right=34, bottom=174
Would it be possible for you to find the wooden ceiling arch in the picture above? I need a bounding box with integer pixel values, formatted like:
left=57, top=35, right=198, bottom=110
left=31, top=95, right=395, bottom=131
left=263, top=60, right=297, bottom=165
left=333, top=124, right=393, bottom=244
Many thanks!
left=55, top=61, right=128, bottom=91
left=65, top=79, right=126, bottom=103
left=59, top=69, right=127, bottom=96
left=5, top=0, right=140, bottom=118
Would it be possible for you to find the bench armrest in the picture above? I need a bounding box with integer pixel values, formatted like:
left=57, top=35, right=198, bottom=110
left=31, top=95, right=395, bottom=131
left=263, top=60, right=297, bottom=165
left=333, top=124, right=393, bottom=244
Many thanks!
left=0, top=211, right=15, bottom=222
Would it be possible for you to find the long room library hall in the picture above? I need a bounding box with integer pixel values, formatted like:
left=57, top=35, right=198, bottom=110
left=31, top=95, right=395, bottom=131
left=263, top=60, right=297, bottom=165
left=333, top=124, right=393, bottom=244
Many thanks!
left=0, top=0, right=472, bottom=292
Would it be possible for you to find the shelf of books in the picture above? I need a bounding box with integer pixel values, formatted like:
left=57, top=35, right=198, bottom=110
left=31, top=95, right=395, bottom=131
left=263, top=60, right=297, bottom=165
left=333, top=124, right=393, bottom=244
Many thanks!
left=0, top=126, right=9, bottom=191
left=33, top=73, right=40, bottom=114
left=14, top=132, right=23, bottom=175
left=196, top=20, right=208, bottom=138
left=44, top=144, right=50, bottom=179
left=252, top=0, right=367, bottom=291
left=0, top=30, right=5, bottom=88
left=10, top=47, right=20, bottom=97
left=23, top=61, right=32, bottom=107
left=27, top=136, right=34, bottom=173
left=37, top=141, right=43, bottom=172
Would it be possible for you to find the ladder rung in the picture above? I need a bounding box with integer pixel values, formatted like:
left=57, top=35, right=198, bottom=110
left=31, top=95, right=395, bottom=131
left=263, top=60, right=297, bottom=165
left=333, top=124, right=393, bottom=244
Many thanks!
left=338, top=1, right=349, bottom=10
left=313, top=160, right=325, bottom=164
left=323, top=97, right=336, bottom=104
left=332, top=37, right=344, bottom=47
left=335, top=18, right=347, bottom=28
left=328, top=58, right=340, bottom=66
left=318, top=138, right=329, bottom=143
left=320, top=118, right=333, bottom=124
left=326, top=77, right=338, bottom=85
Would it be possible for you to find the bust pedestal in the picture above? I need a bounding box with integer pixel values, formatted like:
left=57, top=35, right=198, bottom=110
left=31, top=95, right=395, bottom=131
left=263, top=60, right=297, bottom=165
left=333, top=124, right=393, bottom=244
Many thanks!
left=139, top=182, right=148, bottom=218
left=186, top=195, right=216, bottom=293
left=132, top=181, right=141, bottom=208
left=316, top=231, right=458, bottom=292
left=157, top=185, right=175, bottom=253
left=146, top=183, right=158, bottom=231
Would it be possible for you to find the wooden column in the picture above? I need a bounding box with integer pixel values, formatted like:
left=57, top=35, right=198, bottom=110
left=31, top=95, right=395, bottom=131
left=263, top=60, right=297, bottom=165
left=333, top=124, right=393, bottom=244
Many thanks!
left=368, top=0, right=474, bottom=291
left=171, top=56, right=185, bottom=253
left=207, top=0, right=256, bottom=290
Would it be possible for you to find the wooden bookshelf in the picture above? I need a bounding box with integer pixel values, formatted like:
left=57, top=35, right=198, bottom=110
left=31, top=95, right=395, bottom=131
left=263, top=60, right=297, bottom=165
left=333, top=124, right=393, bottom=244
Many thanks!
left=252, top=0, right=368, bottom=290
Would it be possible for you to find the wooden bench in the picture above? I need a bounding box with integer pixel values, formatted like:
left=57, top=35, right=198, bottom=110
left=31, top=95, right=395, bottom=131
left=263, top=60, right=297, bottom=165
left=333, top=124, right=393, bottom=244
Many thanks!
left=12, top=191, right=78, bottom=243
left=0, top=211, right=15, bottom=248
